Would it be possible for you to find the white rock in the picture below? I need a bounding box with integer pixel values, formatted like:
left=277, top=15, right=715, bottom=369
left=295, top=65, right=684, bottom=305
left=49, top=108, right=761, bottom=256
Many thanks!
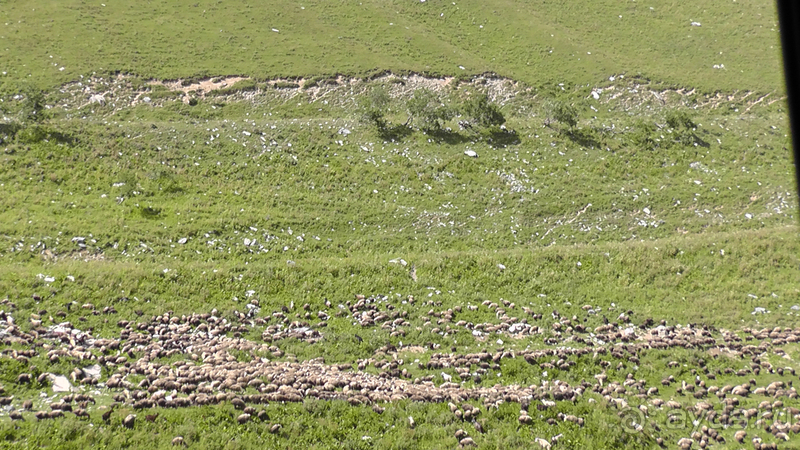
left=83, top=365, right=102, bottom=379
left=178, top=237, right=188, bottom=244
left=464, top=150, right=478, bottom=158
left=691, top=21, right=702, bottom=27
left=48, top=374, right=73, bottom=392
left=497, top=263, right=506, bottom=270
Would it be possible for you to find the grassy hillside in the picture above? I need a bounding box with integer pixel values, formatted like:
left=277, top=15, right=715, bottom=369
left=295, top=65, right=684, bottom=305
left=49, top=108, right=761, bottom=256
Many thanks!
left=0, top=0, right=784, bottom=91
left=0, top=1, right=798, bottom=449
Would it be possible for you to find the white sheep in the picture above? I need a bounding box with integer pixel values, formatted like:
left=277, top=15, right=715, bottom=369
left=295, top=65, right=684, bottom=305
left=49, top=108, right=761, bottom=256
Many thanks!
left=89, top=93, right=106, bottom=106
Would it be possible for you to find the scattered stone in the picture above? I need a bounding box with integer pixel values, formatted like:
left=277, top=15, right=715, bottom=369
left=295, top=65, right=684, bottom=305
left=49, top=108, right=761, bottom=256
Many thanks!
left=83, top=365, right=102, bottom=379
left=47, top=374, right=73, bottom=393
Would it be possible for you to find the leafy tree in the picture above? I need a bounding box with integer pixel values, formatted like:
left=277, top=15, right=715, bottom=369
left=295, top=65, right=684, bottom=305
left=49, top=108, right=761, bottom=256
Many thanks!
left=462, top=93, right=505, bottom=129
left=405, top=88, right=454, bottom=132
left=544, top=99, right=578, bottom=131
left=358, top=86, right=391, bottom=130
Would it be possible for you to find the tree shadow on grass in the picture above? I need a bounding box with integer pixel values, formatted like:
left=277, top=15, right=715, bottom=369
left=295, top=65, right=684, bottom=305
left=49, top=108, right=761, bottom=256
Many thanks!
left=425, top=128, right=473, bottom=145
left=15, top=125, right=79, bottom=146
left=689, top=133, right=711, bottom=148
left=484, top=128, right=521, bottom=148
left=564, top=128, right=602, bottom=148
left=377, top=124, right=414, bottom=142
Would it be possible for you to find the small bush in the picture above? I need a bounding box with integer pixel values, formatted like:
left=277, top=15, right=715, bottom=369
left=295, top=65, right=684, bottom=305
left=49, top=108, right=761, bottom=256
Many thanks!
left=138, top=206, right=162, bottom=219
left=462, top=93, right=505, bottom=129
left=544, top=99, right=578, bottom=130
left=628, top=119, right=658, bottom=150
left=358, top=86, right=391, bottom=130
left=406, top=88, right=455, bottom=132
left=16, top=84, right=49, bottom=125
left=665, top=109, right=698, bottom=146
left=665, top=109, right=695, bottom=130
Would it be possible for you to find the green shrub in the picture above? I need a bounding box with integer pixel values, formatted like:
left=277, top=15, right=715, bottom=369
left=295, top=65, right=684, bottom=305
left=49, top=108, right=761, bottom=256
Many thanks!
left=19, top=84, right=48, bottom=125
left=406, top=88, right=454, bottom=131
left=665, top=109, right=697, bottom=146
left=544, top=99, right=578, bottom=130
left=138, top=205, right=162, bottom=219
left=462, top=93, right=505, bottom=129
left=357, top=86, right=391, bottom=130
left=665, top=109, right=695, bottom=130
left=628, top=119, right=658, bottom=150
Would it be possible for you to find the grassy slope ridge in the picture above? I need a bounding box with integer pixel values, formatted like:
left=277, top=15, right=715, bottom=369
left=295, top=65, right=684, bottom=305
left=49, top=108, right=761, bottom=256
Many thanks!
left=0, top=0, right=784, bottom=91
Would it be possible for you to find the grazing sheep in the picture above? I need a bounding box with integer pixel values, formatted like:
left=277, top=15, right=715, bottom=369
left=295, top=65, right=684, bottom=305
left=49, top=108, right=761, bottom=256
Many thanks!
left=89, top=94, right=106, bottom=106
left=123, top=414, right=136, bottom=429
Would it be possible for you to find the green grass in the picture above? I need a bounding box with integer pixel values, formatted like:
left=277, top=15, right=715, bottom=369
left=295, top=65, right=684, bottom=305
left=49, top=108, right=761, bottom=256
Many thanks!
left=0, top=1, right=797, bottom=449
left=0, top=1, right=785, bottom=92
